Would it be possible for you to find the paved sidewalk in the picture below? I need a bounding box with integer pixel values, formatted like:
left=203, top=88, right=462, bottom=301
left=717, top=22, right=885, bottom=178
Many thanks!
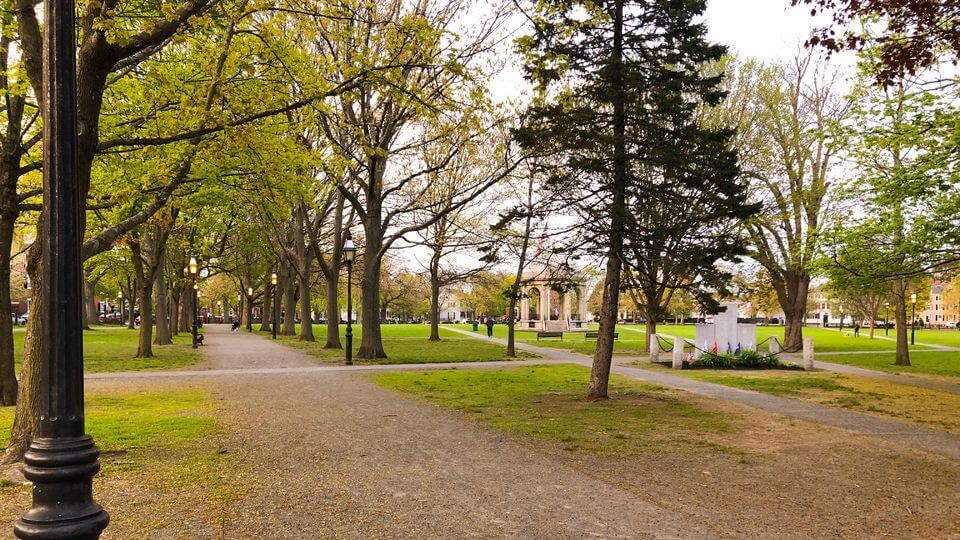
left=446, top=327, right=960, bottom=459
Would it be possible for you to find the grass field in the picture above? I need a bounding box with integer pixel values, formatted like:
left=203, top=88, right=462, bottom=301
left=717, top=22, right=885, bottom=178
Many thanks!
left=454, top=323, right=650, bottom=356
left=814, top=351, right=960, bottom=377
left=258, top=323, right=536, bottom=364
left=11, top=325, right=201, bottom=373
left=0, top=389, right=235, bottom=534
left=372, top=364, right=737, bottom=455
left=643, top=365, right=960, bottom=433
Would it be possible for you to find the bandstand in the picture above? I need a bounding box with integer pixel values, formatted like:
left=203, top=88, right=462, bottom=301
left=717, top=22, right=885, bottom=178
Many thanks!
left=517, top=269, right=590, bottom=331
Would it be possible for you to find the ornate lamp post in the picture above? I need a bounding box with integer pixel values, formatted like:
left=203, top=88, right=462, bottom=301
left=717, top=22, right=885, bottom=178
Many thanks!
left=189, top=257, right=199, bottom=348
left=247, top=287, right=254, bottom=330
left=118, top=291, right=124, bottom=327
left=343, top=234, right=356, bottom=366
left=911, top=293, right=917, bottom=345
left=884, top=302, right=890, bottom=336
left=14, top=0, right=110, bottom=534
left=271, top=273, right=278, bottom=339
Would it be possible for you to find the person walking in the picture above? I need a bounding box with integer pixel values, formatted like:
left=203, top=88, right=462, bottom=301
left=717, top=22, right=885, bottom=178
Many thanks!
left=853, top=321, right=860, bottom=337
left=485, top=316, right=496, bottom=338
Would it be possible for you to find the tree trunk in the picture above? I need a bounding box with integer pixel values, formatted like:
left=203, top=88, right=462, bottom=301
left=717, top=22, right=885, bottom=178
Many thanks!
left=259, top=286, right=273, bottom=332
left=778, top=272, right=810, bottom=351
left=170, top=290, right=180, bottom=336
left=644, top=316, right=656, bottom=353
left=2, top=243, right=42, bottom=463
left=282, top=269, right=297, bottom=336
left=0, top=212, right=19, bottom=405
left=299, top=274, right=314, bottom=341
left=358, top=210, right=386, bottom=359
left=586, top=0, right=625, bottom=400
left=136, top=282, right=154, bottom=358
left=429, top=274, right=441, bottom=342
left=178, top=281, right=192, bottom=332
left=892, top=278, right=910, bottom=366
left=324, top=275, right=341, bottom=349
left=154, top=255, right=172, bottom=345
left=428, top=247, right=442, bottom=342
left=126, top=279, right=136, bottom=329
left=82, top=269, right=96, bottom=329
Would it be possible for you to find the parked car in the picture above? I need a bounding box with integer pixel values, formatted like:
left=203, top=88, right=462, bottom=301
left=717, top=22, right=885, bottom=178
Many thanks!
left=11, top=314, right=27, bottom=325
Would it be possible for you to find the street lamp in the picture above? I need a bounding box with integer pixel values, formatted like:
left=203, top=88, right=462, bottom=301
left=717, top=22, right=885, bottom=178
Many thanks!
left=190, top=258, right=199, bottom=349
left=884, top=302, right=890, bottom=336
left=246, top=287, right=254, bottom=332
left=343, top=234, right=357, bottom=366
left=838, top=304, right=844, bottom=333
left=911, top=293, right=917, bottom=345
left=15, top=0, right=110, bottom=533
left=118, top=291, right=124, bottom=327
left=271, top=273, right=278, bottom=339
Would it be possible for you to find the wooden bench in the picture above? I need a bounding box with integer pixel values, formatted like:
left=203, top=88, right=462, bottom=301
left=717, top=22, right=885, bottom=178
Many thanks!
left=584, top=331, right=618, bottom=340
left=537, top=331, right=564, bottom=341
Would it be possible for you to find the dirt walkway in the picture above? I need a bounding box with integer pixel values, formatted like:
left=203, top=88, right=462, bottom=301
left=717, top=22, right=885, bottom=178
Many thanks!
left=200, top=328, right=704, bottom=538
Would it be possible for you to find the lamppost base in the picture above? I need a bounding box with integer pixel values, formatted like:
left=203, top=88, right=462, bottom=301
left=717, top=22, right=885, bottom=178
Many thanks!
left=15, top=435, right=109, bottom=539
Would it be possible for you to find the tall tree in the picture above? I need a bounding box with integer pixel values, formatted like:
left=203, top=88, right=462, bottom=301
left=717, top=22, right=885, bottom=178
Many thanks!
left=514, top=0, right=735, bottom=398
left=818, top=55, right=959, bottom=364
left=317, top=0, right=514, bottom=359
left=720, top=54, right=849, bottom=350
left=793, top=0, right=960, bottom=84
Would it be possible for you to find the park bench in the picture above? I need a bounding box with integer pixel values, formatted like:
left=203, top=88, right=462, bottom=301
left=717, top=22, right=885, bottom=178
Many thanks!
left=584, top=331, right=618, bottom=340
left=537, top=331, right=564, bottom=341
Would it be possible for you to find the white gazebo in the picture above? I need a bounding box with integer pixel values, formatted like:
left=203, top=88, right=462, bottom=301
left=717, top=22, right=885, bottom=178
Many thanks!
left=517, top=267, right=590, bottom=332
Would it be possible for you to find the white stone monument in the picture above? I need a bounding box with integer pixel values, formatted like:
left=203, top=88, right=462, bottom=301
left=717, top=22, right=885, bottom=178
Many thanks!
left=694, top=302, right=757, bottom=357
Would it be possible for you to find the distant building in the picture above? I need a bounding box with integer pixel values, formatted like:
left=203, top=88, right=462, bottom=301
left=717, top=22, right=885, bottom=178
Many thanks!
left=438, top=287, right=475, bottom=323
left=921, top=280, right=958, bottom=328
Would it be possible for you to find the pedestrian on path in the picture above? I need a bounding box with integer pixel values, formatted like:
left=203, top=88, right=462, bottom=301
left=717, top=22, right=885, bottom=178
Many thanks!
left=853, top=321, right=860, bottom=337
left=485, top=316, right=495, bottom=338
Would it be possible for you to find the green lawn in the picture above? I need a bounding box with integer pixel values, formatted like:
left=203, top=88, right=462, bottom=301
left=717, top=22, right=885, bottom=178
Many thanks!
left=372, top=364, right=736, bottom=455
left=11, top=325, right=201, bottom=373
left=643, top=366, right=960, bottom=433
left=258, top=323, right=536, bottom=364
left=454, top=323, right=650, bottom=356
left=0, top=389, right=236, bottom=532
left=814, top=351, right=960, bottom=378
left=630, top=324, right=953, bottom=353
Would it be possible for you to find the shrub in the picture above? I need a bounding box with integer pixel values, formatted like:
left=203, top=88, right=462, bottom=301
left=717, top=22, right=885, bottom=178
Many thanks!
left=688, top=349, right=798, bottom=370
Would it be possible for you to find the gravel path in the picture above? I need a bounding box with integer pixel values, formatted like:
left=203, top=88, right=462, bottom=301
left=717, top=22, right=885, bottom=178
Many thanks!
left=201, top=329, right=705, bottom=538
left=446, top=327, right=960, bottom=459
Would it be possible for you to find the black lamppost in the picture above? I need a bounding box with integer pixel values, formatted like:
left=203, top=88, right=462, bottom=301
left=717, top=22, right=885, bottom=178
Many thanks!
left=343, top=234, right=356, bottom=365
left=910, top=293, right=917, bottom=345
left=118, top=291, right=124, bottom=327
left=246, top=287, right=254, bottom=332
left=271, top=273, right=278, bottom=339
left=14, top=0, right=110, bottom=535
left=884, top=302, right=890, bottom=336
left=190, top=257, right=199, bottom=348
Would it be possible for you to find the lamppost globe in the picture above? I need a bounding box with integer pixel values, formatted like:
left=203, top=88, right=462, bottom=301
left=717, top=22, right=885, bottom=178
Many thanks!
left=343, top=237, right=357, bottom=262
left=193, top=283, right=199, bottom=291
left=247, top=287, right=253, bottom=296
left=188, top=256, right=198, bottom=276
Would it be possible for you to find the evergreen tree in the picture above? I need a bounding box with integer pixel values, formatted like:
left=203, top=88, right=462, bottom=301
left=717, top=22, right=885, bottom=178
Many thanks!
left=514, top=0, right=748, bottom=398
